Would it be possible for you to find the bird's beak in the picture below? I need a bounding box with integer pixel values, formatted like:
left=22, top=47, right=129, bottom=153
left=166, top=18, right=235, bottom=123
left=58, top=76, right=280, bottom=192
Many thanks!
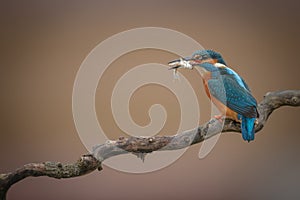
left=168, top=57, right=193, bottom=70
left=168, top=59, right=182, bottom=70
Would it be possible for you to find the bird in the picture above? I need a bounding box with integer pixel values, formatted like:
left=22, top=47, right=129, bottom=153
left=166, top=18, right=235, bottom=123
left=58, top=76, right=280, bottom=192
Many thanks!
left=168, top=50, right=259, bottom=142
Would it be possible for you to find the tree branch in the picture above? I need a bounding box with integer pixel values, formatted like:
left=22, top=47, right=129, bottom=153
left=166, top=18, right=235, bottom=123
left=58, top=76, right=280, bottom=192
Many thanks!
left=1, top=90, right=299, bottom=200
left=0, top=155, right=101, bottom=200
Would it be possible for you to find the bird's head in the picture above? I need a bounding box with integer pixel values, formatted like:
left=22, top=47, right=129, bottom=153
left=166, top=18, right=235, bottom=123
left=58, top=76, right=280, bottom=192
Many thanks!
left=168, top=49, right=226, bottom=71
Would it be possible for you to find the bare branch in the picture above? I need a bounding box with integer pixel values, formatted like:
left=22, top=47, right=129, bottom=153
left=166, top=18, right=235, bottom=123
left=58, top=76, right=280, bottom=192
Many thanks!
left=0, top=155, right=101, bottom=200
left=92, top=90, right=300, bottom=160
left=0, top=90, right=299, bottom=200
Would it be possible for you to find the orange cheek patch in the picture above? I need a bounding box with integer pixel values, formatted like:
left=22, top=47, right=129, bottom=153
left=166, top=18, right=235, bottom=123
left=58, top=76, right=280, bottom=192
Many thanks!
left=213, top=59, right=219, bottom=64
left=200, top=58, right=217, bottom=64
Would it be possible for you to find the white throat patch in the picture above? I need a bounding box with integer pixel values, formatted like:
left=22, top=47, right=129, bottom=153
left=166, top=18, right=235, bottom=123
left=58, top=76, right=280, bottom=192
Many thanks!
left=214, top=63, right=226, bottom=68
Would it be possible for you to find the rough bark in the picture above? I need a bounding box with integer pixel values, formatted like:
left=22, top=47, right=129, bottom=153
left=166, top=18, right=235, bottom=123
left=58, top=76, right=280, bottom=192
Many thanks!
left=0, top=90, right=299, bottom=200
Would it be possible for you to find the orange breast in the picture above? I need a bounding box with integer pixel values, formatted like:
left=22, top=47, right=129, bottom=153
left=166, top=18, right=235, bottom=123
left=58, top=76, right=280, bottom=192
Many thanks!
left=203, top=78, right=238, bottom=121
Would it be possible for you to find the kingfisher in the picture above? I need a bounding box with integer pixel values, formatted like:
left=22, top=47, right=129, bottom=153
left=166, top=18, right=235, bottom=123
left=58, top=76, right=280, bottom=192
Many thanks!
left=168, top=50, right=259, bottom=142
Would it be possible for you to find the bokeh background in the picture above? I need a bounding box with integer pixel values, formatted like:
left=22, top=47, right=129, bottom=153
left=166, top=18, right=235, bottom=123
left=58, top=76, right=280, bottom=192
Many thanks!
left=1, top=0, right=300, bottom=199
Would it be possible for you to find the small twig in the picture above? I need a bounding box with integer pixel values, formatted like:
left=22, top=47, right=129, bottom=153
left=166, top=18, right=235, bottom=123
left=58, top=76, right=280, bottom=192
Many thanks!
left=0, top=90, right=299, bottom=200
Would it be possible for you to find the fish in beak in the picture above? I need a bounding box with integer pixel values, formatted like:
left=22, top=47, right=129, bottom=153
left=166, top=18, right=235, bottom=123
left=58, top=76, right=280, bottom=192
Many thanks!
left=168, top=57, right=193, bottom=79
left=168, top=58, right=183, bottom=70
left=168, top=57, right=193, bottom=70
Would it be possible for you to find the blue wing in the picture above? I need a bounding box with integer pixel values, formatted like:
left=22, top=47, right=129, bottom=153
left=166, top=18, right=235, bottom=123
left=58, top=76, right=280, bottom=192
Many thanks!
left=207, top=74, right=258, bottom=118
left=218, top=66, right=251, bottom=91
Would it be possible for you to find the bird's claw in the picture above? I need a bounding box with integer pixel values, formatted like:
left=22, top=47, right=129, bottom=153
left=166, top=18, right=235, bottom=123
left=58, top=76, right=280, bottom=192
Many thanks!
left=213, top=115, right=224, bottom=123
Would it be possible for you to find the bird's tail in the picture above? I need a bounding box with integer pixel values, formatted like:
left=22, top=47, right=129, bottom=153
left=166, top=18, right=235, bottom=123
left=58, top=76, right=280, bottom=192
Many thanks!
left=241, top=116, right=256, bottom=142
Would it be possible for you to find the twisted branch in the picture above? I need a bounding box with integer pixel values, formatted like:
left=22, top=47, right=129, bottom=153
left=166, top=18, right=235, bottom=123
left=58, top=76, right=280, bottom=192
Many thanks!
left=0, top=90, right=299, bottom=200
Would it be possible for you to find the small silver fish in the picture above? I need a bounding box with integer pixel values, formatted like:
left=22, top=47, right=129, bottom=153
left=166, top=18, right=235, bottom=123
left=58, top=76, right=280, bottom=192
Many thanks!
left=168, top=58, right=182, bottom=79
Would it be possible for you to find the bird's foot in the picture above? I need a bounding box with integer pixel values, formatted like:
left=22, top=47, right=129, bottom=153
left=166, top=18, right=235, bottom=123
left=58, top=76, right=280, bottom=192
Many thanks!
left=213, top=115, right=224, bottom=123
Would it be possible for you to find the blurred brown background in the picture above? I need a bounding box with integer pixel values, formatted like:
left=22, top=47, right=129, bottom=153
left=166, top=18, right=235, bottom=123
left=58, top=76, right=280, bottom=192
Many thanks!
left=1, top=0, right=300, bottom=199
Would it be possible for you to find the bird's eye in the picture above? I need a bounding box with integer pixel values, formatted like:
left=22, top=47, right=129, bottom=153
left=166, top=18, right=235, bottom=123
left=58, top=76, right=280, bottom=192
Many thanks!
left=194, top=55, right=202, bottom=60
